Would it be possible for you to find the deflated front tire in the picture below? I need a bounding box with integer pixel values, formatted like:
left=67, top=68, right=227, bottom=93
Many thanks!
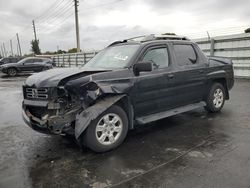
left=82, top=105, right=128, bottom=153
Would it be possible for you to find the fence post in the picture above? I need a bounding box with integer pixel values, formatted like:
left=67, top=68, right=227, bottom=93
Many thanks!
left=57, top=55, right=59, bottom=67
left=62, top=54, right=65, bottom=67
left=210, top=38, right=215, bottom=56
left=68, top=55, right=71, bottom=67
left=75, top=53, right=78, bottom=67
left=83, top=53, right=86, bottom=64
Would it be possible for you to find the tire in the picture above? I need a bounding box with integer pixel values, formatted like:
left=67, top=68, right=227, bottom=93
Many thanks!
left=82, top=105, right=128, bottom=153
left=7, top=68, right=17, bottom=76
left=42, top=66, right=50, bottom=71
left=205, top=82, right=225, bottom=113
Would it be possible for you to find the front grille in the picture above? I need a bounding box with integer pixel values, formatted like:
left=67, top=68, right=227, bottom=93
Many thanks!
left=26, top=88, right=48, bottom=99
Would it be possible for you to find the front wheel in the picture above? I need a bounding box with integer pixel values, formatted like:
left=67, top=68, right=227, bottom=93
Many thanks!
left=82, top=105, right=128, bottom=153
left=7, top=68, right=17, bottom=76
left=205, top=83, right=226, bottom=113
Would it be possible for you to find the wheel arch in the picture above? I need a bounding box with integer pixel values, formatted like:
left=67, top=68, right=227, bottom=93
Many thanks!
left=75, top=94, right=134, bottom=140
left=208, top=77, right=229, bottom=100
left=7, top=67, right=19, bottom=72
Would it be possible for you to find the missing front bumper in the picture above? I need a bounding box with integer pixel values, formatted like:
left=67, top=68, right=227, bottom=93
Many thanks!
left=22, top=105, right=77, bottom=135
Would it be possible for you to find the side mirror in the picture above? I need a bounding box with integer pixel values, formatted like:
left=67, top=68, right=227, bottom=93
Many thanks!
left=133, top=62, right=153, bottom=76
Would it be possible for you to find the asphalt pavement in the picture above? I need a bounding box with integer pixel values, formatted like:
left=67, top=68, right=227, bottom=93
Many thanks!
left=0, top=73, right=250, bottom=188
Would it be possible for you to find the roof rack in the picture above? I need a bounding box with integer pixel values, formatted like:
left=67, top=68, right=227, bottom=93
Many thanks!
left=108, top=34, right=189, bottom=46
left=126, top=34, right=189, bottom=42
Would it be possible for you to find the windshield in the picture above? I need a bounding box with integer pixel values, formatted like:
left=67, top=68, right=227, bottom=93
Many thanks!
left=83, top=44, right=139, bottom=70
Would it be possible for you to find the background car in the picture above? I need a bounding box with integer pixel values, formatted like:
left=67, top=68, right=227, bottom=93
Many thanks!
left=0, top=57, right=54, bottom=76
left=0, top=57, right=23, bottom=66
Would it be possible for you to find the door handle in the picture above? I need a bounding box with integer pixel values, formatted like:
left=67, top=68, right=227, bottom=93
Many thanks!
left=199, top=70, right=204, bottom=73
left=168, top=74, right=174, bottom=79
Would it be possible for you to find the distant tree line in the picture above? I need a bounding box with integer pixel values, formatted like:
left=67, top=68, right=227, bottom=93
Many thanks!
left=245, top=28, right=250, bottom=33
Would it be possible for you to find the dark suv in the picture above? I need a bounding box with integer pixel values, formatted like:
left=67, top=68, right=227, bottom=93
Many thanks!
left=0, top=57, right=54, bottom=76
left=22, top=35, right=234, bottom=152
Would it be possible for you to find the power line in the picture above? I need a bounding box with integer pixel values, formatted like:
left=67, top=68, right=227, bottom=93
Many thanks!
left=35, top=0, right=67, bottom=23
left=36, top=5, right=74, bottom=33
left=36, top=0, right=73, bottom=24
left=37, top=3, right=74, bottom=28
left=38, top=11, right=75, bottom=34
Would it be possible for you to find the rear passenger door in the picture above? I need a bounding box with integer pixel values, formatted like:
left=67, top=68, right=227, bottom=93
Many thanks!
left=33, top=59, right=45, bottom=71
left=171, top=43, right=207, bottom=106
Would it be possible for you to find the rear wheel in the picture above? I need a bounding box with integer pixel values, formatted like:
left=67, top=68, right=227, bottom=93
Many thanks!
left=82, top=105, right=128, bottom=153
left=7, top=68, right=17, bottom=76
left=205, top=83, right=225, bottom=113
left=42, top=66, right=50, bottom=71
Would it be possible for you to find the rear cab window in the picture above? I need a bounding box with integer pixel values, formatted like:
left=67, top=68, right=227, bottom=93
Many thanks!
left=173, top=44, right=197, bottom=66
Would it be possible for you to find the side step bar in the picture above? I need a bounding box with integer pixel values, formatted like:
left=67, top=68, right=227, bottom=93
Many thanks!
left=136, top=101, right=206, bottom=124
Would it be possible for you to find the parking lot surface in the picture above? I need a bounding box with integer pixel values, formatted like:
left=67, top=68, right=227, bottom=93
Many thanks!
left=0, top=73, right=250, bottom=188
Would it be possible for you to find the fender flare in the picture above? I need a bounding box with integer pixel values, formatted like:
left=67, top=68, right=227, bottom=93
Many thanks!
left=74, top=94, right=126, bottom=139
left=7, top=66, right=19, bottom=72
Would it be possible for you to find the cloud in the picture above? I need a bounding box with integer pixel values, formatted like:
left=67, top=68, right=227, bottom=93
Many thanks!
left=0, top=0, right=250, bottom=55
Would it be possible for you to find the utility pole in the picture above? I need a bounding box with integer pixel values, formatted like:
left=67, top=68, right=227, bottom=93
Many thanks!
left=74, top=0, right=80, bottom=52
left=32, top=20, right=37, bottom=41
left=10, top=39, right=13, bottom=56
left=3, top=43, right=7, bottom=57
left=0, top=45, right=4, bottom=57
left=16, top=44, right=19, bottom=57
left=206, top=31, right=211, bottom=40
left=16, top=33, right=22, bottom=56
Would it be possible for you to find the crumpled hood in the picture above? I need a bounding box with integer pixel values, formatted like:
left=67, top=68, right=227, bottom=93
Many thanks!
left=24, top=67, right=108, bottom=88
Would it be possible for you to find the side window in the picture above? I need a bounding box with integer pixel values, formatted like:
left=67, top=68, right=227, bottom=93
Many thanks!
left=34, top=59, right=43, bottom=63
left=4, top=58, right=9, bottom=63
left=173, top=44, right=197, bottom=66
left=142, top=48, right=169, bottom=68
left=24, top=59, right=34, bottom=64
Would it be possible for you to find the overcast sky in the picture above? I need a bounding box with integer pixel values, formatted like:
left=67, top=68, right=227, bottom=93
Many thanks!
left=0, top=0, right=250, bottom=55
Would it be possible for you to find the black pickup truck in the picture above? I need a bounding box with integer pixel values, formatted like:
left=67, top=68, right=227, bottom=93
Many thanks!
left=22, top=35, right=234, bottom=152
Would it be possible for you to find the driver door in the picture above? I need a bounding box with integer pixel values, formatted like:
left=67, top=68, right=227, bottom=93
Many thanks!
left=20, top=59, right=34, bottom=72
left=132, top=45, right=172, bottom=117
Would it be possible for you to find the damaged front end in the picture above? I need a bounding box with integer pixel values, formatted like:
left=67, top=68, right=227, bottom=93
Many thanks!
left=22, top=86, right=82, bottom=135
left=22, top=78, right=131, bottom=138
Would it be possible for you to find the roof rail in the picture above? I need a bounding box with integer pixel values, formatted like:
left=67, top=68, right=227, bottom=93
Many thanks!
left=108, top=40, right=128, bottom=47
left=153, top=34, right=189, bottom=41
left=126, top=34, right=189, bottom=42
left=108, top=34, right=189, bottom=47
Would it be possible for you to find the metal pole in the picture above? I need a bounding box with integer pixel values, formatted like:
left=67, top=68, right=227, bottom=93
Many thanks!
left=16, top=44, right=19, bottom=57
left=210, top=38, right=215, bottom=56
left=10, top=39, right=13, bottom=56
left=74, top=0, right=80, bottom=52
left=16, top=33, right=22, bottom=56
left=32, top=20, right=37, bottom=41
left=206, top=31, right=211, bottom=40
left=1, top=45, right=4, bottom=57
left=3, top=43, right=7, bottom=57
